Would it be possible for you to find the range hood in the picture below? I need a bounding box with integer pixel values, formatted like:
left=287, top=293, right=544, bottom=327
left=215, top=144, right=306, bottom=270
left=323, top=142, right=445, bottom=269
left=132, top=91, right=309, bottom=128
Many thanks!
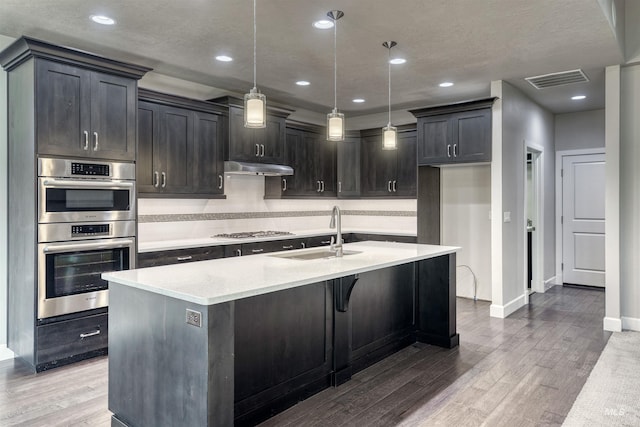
left=224, top=161, right=293, bottom=176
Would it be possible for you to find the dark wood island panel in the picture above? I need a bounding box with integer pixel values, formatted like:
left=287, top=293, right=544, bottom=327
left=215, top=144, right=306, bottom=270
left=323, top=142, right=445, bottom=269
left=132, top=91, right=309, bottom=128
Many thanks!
left=108, top=253, right=457, bottom=427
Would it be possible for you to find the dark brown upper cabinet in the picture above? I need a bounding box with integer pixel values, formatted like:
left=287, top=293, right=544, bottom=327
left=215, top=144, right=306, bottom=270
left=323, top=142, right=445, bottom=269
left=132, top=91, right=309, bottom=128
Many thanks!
left=411, top=98, right=495, bottom=166
left=137, top=90, right=226, bottom=198
left=0, top=37, right=150, bottom=162
left=336, top=132, right=361, bottom=198
left=212, top=97, right=292, bottom=165
left=360, top=126, right=417, bottom=198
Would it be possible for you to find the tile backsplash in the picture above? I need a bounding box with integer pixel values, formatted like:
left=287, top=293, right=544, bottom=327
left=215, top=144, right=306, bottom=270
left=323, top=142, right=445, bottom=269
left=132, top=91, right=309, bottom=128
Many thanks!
left=138, top=174, right=417, bottom=242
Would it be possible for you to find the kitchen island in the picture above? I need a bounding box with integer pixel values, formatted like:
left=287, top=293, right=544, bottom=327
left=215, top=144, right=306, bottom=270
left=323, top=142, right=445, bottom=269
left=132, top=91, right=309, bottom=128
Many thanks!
left=104, top=241, right=459, bottom=427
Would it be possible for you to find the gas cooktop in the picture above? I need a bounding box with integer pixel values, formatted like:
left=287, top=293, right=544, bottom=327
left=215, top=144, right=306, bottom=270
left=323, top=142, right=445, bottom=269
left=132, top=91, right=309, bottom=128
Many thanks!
left=213, top=231, right=294, bottom=239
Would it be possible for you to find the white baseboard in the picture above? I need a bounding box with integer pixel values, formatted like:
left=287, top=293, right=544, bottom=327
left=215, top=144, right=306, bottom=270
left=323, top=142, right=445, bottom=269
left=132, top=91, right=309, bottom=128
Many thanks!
left=0, top=344, right=14, bottom=361
left=544, top=276, right=557, bottom=291
left=490, top=294, right=526, bottom=318
left=622, top=316, right=640, bottom=332
left=603, top=316, right=623, bottom=332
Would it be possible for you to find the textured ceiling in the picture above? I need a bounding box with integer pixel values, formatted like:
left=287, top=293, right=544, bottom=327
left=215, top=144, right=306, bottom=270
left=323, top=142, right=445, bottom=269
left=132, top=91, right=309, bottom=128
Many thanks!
left=0, top=0, right=624, bottom=115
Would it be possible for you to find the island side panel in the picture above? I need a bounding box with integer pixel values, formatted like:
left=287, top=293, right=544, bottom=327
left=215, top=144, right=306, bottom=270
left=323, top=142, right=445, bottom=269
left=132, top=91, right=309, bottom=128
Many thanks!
left=416, top=253, right=459, bottom=348
left=108, top=283, right=234, bottom=427
left=233, top=281, right=333, bottom=426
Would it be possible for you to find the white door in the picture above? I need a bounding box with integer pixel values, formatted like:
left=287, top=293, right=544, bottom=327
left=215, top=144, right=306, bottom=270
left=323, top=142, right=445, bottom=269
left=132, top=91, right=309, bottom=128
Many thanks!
left=562, top=154, right=605, bottom=287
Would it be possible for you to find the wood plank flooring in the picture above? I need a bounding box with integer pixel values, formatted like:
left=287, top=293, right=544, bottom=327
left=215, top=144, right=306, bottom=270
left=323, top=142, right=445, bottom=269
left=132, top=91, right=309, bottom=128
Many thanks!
left=0, top=286, right=609, bottom=426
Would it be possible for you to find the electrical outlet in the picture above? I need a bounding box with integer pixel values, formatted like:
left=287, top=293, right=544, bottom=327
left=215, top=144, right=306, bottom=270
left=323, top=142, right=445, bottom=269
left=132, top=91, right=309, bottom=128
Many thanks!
left=186, top=309, right=202, bottom=327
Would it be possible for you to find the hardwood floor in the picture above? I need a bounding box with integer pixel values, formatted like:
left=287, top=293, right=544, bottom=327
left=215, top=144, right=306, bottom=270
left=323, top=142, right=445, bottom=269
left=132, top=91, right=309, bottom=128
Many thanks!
left=0, top=286, right=609, bottom=426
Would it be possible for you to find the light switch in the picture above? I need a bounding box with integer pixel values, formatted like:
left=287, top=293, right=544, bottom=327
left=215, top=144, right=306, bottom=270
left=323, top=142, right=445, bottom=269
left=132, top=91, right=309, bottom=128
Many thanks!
left=503, top=211, right=511, bottom=223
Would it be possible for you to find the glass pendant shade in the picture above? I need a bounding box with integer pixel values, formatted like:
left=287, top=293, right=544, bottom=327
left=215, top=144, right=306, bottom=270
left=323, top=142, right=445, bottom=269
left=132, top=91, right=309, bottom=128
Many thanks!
left=382, top=124, right=398, bottom=150
left=244, top=88, right=266, bottom=128
left=327, top=109, right=345, bottom=141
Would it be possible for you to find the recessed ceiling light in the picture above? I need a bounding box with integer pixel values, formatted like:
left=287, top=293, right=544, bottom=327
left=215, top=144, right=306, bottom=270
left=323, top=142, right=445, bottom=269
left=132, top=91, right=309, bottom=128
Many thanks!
left=215, top=55, right=233, bottom=62
left=439, top=82, right=454, bottom=87
left=90, top=15, right=116, bottom=25
left=571, top=95, right=586, bottom=100
left=389, top=58, right=406, bottom=65
left=313, top=20, right=334, bottom=29
left=296, top=80, right=310, bottom=86
left=352, top=98, right=365, bottom=103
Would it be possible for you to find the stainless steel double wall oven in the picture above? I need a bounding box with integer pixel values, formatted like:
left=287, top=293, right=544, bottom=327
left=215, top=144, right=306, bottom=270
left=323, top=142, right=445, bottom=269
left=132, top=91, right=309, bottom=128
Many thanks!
left=37, top=158, right=136, bottom=319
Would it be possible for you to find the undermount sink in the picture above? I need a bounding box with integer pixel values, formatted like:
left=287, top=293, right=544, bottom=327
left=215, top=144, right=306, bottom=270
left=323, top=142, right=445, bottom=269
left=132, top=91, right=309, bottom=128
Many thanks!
left=270, top=249, right=362, bottom=261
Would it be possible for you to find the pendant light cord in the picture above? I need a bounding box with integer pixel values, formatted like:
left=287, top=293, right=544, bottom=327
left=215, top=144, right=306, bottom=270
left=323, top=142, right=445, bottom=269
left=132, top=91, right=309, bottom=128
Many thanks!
left=253, top=0, right=257, bottom=90
left=333, top=18, right=337, bottom=110
left=387, top=45, right=391, bottom=125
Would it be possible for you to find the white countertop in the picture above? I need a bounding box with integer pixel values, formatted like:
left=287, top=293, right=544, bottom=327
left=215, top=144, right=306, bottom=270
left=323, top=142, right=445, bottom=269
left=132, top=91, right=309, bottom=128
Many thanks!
left=105, top=241, right=458, bottom=306
left=138, top=228, right=417, bottom=252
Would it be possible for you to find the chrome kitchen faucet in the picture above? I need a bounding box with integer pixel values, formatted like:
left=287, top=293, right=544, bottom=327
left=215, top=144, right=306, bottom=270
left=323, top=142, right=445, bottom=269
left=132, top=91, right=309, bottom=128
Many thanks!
left=329, top=206, right=343, bottom=257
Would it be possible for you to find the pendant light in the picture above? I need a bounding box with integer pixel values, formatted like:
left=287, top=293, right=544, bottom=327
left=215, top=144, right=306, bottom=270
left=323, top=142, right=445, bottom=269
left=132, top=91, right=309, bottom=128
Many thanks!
left=244, top=0, right=266, bottom=128
left=326, top=10, right=345, bottom=141
left=382, top=41, right=398, bottom=150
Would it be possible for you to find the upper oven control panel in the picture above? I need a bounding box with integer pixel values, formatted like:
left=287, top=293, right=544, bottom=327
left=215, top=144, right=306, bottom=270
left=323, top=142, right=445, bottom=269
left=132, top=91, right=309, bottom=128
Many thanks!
left=71, top=162, right=110, bottom=177
left=38, top=157, right=135, bottom=181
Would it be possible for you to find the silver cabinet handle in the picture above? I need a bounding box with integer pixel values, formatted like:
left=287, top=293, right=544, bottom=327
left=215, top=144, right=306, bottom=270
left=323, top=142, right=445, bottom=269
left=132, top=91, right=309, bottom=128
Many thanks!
left=154, top=171, right=160, bottom=188
left=321, top=240, right=331, bottom=245
left=388, top=180, right=392, bottom=192
left=255, top=144, right=260, bottom=157
left=321, top=181, right=325, bottom=192
left=260, top=144, right=265, bottom=157
left=251, top=248, right=264, bottom=254
left=282, top=178, right=287, bottom=192
left=235, top=249, right=242, bottom=256
left=80, top=330, right=101, bottom=339
left=218, top=174, right=223, bottom=190
left=161, top=172, right=167, bottom=188
left=447, top=144, right=452, bottom=157
left=93, top=132, right=99, bottom=151
left=301, top=242, right=306, bottom=249
left=83, top=131, right=89, bottom=150
left=453, top=144, right=458, bottom=157
left=393, top=180, right=397, bottom=192
left=282, top=245, right=294, bottom=249
left=338, top=181, right=342, bottom=193
left=317, top=181, right=321, bottom=192
left=176, top=256, right=193, bottom=261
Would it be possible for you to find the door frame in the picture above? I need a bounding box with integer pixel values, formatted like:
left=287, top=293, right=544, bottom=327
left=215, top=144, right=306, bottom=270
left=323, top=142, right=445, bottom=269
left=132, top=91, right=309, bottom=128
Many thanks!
left=555, top=148, right=606, bottom=285
left=524, top=142, right=544, bottom=302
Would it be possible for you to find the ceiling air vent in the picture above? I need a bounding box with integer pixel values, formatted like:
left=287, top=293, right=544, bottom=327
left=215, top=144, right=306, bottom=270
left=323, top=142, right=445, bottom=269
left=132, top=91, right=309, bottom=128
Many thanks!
left=525, top=69, right=589, bottom=89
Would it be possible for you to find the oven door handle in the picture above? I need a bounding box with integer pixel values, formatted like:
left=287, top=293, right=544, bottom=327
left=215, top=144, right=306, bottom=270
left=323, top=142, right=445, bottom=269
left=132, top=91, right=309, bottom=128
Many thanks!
left=42, top=179, right=134, bottom=189
left=42, top=238, right=135, bottom=254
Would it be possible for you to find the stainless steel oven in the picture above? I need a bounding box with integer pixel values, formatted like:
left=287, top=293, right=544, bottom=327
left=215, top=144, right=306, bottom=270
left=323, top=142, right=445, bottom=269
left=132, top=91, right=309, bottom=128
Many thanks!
left=37, top=221, right=136, bottom=319
left=38, top=157, right=135, bottom=223
left=36, top=157, right=137, bottom=319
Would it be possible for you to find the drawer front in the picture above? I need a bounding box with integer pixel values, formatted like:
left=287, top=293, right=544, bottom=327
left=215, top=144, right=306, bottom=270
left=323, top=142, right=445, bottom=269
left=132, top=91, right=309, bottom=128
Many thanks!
left=138, top=246, right=225, bottom=267
left=37, top=313, right=108, bottom=364
left=242, top=239, right=304, bottom=256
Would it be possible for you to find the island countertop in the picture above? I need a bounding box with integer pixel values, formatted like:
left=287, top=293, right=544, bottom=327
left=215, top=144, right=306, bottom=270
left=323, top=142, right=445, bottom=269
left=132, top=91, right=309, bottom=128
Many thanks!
left=103, top=241, right=459, bottom=306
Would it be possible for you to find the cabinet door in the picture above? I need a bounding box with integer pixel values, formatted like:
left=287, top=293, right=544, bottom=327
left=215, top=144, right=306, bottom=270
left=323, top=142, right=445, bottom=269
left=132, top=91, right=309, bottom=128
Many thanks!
left=280, top=129, right=305, bottom=195
left=394, top=130, right=417, bottom=197
left=337, top=136, right=360, bottom=198
left=228, top=106, right=258, bottom=162
left=360, top=135, right=397, bottom=197
left=315, top=136, right=336, bottom=197
left=257, top=115, right=285, bottom=164
left=89, top=72, right=136, bottom=161
left=193, top=111, right=224, bottom=195
left=453, top=108, right=491, bottom=163
left=137, top=102, right=161, bottom=193
left=158, top=106, right=192, bottom=193
left=35, top=60, right=91, bottom=157
left=417, top=115, right=451, bottom=165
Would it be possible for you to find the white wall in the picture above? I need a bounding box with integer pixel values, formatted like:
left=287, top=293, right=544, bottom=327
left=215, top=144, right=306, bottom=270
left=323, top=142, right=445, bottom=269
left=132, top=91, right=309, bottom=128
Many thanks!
left=491, top=81, right=555, bottom=317
left=555, top=110, right=605, bottom=151
left=0, top=35, right=14, bottom=360
left=441, top=165, right=492, bottom=301
left=619, top=63, right=640, bottom=329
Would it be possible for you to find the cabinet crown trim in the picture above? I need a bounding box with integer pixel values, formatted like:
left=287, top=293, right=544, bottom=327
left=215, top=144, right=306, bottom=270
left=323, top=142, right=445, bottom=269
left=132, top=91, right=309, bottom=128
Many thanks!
left=0, top=36, right=152, bottom=79
left=409, top=97, right=497, bottom=118
left=139, top=89, right=227, bottom=115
